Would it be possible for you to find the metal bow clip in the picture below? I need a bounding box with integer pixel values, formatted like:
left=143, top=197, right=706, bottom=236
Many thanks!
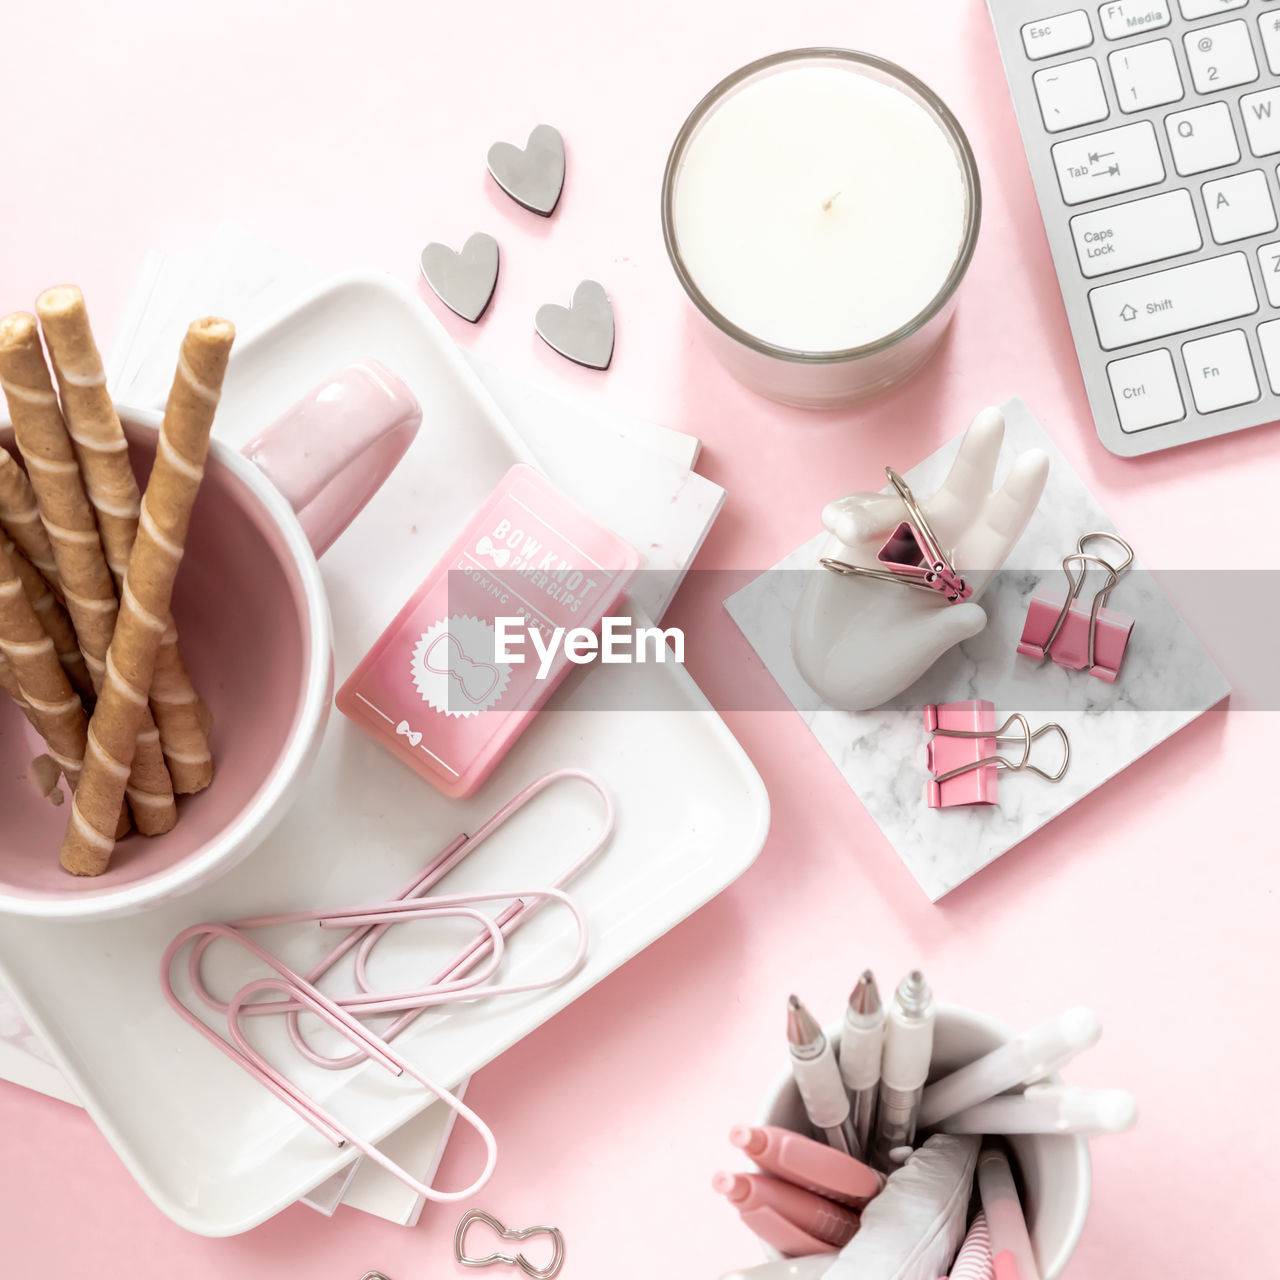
left=454, top=1209, right=566, bottom=1279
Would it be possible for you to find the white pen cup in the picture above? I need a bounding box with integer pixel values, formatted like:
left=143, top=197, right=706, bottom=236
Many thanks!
left=758, top=1004, right=1090, bottom=1279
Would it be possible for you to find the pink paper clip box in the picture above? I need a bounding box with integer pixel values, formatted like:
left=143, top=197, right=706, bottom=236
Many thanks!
left=337, top=464, right=641, bottom=798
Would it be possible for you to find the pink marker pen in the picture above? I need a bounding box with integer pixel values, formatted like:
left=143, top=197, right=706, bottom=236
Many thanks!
left=713, top=1172, right=860, bottom=1254
left=977, top=1148, right=1040, bottom=1280
left=338, top=464, right=640, bottom=798
left=730, top=1124, right=885, bottom=1208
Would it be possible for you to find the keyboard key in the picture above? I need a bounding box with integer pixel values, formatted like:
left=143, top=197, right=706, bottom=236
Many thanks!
left=1100, top=2, right=1172, bottom=40
left=1089, top=253, right=1257, bottom=349
left=1034, top=59, right=1110, bottom=132
left=1241, top=88, right=1280, bottom=155
left=1256, top=319, right=1280, bottom=391
left=1203, top=170, right=1277, bottom=242
left=1183, top=20, right=1259, bottom=93
left=1166, top=102, right=1241, bottom=173
left=1107, top=349, right=1185, bottom=431
left=1022, top=11, right=1094, bottom=59
left=1257, top=242, right=1280, bottom=304
left=1052, top=121, right=1164, bottom=203
left=1180, top=0, right=1246, bottom=15
left=1109, top=40, right=1183, bottom=111
left=1070, top=189, right=1202, bottom=276
left=1182, top=329, right=1260, bottom=411
left=1261, top=12, right=1280, bottom=74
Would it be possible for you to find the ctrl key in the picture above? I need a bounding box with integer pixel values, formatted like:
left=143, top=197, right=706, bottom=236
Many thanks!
left=1107, top=348, right=1185, bottom=432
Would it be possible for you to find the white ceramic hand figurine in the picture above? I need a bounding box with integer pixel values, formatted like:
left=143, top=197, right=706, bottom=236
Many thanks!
left=791, top=407, right=1049, bottom=712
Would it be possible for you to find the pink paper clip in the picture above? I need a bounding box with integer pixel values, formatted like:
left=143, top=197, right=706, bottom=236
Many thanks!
left=925, top=699, right=1070, bottom=809
left=821, top=468, right=972, bottom=603
left=160, top=769, right=613, bottom=1200
left=1017, top=532, right=1135, bottom=683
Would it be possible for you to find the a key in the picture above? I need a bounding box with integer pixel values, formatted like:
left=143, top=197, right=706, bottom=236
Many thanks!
left=1257, top=241, right=1280, bottom=304
left=1034, top=58, right=1110, bottom=132
left=1255, top=319, right=1280, bottom=392
left=1166, top=102, right=1241, bottom=173
left=1260, top=12, right=1280, bottom=74
left=1183, top=20, right=1259, bottom=93
left=1182, top=330, right=1259, bottom=411
left=1109, top=40, right=1183, bottom=111
left=1099, top=2, right=1172, bottom=40
left=1179, top=0, right=1246, bottom=16
left=1089, top=252, right=1257, bottom=349
left=1022, top=11, right=1094, bottom=59
left=1106, top=349, right=1186, bottom=431
left=1052, top=121, right=1164, bottom=203
left=1240, top=88, right=1280, bottom=155
left=1203, top=170, right=1277, bottom=242
left=1070, top=189, right=1202, bottom=276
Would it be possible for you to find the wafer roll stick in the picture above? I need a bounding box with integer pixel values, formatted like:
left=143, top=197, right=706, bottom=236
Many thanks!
left=0, top=538, right=87, bottom=788
left=6, top=537, right=93, bottom=702
left=0, top=312, right=175, bottom=835
left=0, top=444, right=60, bottom=585
left=37, top=286, right=213, bottom=793
left=60, top=318, right=233, bottom=876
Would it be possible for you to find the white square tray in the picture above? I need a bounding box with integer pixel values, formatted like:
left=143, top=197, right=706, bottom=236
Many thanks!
left=0, top=274, right=769, bottom=1236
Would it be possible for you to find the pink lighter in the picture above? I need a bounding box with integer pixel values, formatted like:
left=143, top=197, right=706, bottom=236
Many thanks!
left=713, top=1172, right=861, bottom=1254
left=337, top=465, right=640, bottom=798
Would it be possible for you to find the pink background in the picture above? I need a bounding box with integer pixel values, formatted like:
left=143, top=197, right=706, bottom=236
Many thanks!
left=1, top=0, right=1274, bottom=1275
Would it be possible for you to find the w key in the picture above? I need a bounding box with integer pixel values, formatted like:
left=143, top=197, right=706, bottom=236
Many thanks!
left=1241, top=87, right=1280, bottom=155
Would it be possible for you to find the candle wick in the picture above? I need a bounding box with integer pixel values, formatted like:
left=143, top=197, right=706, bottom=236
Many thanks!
left=821, top=191, right=842, bottom=212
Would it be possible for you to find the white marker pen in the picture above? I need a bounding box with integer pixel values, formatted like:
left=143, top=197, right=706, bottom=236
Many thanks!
left=837, top=969, right=884, bottom=1161
left=918, top=1007, right=1101, bottom=1129
left=872, top=970, right=935, bottom=1169
left=938, top=1084, right=1137, bottom=1136
left=786, top=994, right=858, bottom=1157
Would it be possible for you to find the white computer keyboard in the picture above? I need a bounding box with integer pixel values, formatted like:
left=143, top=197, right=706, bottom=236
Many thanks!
left=987, top=0, right=1280, bottom=455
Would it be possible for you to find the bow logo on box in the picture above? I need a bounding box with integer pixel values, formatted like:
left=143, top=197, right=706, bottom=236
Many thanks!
left=411, top=616, right=512, bottom=718
left=475, top=535, right=511, bottom=568
left=394, top=720, right=423, bottom=748
left=423, top=632, right=501, bottom=703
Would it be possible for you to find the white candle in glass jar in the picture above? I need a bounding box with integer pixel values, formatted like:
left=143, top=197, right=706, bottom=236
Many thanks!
left=662, top=51, right=979, bottom=408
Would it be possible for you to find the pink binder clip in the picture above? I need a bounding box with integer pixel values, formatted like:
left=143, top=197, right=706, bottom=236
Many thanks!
left=1018, top=533, right=1135, bottom=683
left=821, top=468, right=972, bottom=603
left=160, top=770, right=613, bottom=1201
left=925, top=699, right=1070, bottom=809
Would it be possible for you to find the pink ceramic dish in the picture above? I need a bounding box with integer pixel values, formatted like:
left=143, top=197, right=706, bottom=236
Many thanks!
left=0, top=361, right=420, bottom=920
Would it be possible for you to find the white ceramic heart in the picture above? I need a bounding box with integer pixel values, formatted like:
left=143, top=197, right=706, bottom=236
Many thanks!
left=535, top=280, right=614, bottom=370
left=486, top=124, right=565, bottom=216
left=419, top=233, right=500, bottom=323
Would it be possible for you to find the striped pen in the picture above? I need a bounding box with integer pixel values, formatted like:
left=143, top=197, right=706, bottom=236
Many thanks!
left=940, top=1211, right=994, bottom=1280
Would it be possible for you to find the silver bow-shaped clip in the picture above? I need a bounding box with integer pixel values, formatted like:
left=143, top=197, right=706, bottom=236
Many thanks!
left=454, top=1208, right=566, bottom=1279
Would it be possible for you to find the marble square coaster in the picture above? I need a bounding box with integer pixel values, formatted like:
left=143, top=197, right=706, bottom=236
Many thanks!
left=724, top=398, right=1230, bottom=900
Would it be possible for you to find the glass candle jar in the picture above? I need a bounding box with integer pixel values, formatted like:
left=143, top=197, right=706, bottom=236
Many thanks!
left=661, top=49, right=981, bottom=410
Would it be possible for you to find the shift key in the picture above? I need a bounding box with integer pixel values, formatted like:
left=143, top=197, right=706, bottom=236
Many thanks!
left=1089, top=254, right=1258, bottom=350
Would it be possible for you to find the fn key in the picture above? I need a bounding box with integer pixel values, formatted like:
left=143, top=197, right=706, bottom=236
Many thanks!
left=1107, top=349, right=1185, bottom=433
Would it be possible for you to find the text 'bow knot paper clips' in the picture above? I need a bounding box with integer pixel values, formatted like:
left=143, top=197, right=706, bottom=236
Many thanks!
left=925, top=699, right=1070, bottom=809
left=160, top=770, right=614, bottom=1202
left=1018, top=532, right=1135, bottom=683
